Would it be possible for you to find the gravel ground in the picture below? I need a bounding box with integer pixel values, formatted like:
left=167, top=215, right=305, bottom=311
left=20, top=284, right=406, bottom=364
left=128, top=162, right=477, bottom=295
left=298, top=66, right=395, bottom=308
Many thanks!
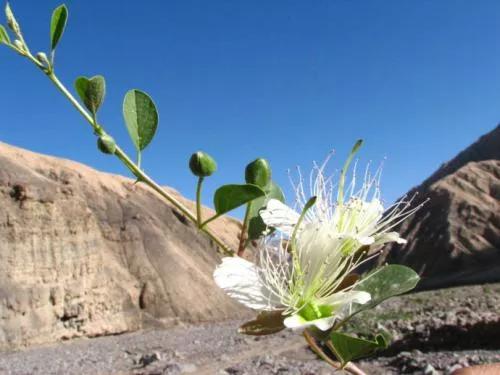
left=0, top=284, right=498, bottom=374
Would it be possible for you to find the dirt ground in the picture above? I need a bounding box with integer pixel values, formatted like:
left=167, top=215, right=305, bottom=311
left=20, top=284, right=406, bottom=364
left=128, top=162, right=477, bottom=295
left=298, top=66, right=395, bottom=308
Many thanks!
left=0, top=283, right=498, bottom=374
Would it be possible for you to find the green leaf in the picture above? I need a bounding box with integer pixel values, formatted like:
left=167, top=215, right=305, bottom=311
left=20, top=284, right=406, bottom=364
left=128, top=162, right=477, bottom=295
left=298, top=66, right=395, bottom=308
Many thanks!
left=329, top=332, right=387, bottom=365
left=74, top=75, right=106, bottom=115
left=213, top=184, right=265, bottom=216
left=239, top=310, right=285, bottom=336
left=247, top=180, right=285, bottom=240
left=123, top=89, right=159, bottom=152
left=352, top=264, right=420, bottom=314
left=50, top=4, right=68, bottom=51
left=0, top=25, right=10, bottom=44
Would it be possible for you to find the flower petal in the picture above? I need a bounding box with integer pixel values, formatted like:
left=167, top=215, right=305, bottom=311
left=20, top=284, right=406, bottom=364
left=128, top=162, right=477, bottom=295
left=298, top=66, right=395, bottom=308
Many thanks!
left=259, top=199, right=300, bottom=236
left=356, top=235, right=375, bottom=246
left=213, top=257, right=280, bottom=311
left=283, top=314, right=336, bottom=331
left=319, top=290, right=371, bottom=308
left=374, top=231, right=407, bottom=245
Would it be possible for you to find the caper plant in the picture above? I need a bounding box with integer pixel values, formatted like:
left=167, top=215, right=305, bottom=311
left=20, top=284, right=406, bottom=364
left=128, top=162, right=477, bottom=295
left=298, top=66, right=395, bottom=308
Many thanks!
left=0, top=2, right=277, bottom=257
left=1, top=4, right=424, bottom=374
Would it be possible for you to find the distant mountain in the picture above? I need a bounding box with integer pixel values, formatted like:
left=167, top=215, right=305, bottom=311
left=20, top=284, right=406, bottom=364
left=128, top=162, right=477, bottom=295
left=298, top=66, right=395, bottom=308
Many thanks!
left=377, top=125, right=500, bottom=290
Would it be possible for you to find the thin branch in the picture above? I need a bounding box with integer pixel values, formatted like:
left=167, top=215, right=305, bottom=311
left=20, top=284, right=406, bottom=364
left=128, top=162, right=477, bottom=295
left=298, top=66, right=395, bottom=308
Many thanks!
left=303, top=330, right=367, bottom=375
left=237, top=202, right=251, bottom=256
left=5, top=44, right=234, bottom=256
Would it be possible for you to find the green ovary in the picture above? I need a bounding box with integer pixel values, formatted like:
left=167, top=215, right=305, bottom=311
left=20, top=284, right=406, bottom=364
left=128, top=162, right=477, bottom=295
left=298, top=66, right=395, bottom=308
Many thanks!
left=298, top=301, right=334, bottom=321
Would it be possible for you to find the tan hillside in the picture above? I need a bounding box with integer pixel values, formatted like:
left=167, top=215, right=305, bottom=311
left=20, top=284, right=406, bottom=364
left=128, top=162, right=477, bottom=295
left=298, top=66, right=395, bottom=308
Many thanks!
left=0, top=142, right=251, bottom=350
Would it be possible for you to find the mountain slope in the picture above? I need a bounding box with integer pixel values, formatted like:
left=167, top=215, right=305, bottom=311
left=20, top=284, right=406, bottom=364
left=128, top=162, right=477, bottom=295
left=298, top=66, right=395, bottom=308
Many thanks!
left=378, top=126, right=500, bottom=289
left=0, top=141, right=251, bottom=350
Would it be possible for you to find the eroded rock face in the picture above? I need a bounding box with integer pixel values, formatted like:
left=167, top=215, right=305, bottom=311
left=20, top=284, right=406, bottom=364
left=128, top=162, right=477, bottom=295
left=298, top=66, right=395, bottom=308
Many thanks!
left=0, top=142, right=250, bottom=350
left=378, top=126, right=500, bottom=290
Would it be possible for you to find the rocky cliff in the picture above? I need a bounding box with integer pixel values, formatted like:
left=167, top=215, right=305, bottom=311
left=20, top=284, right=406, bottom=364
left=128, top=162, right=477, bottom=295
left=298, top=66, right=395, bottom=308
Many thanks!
left=378, top=126, right=500, bottom=289
left=0, top=142, right=250, bottom=350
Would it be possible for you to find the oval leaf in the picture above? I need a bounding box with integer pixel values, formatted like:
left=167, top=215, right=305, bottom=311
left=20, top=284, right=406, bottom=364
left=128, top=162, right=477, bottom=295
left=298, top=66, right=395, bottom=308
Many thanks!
left=247, top=180, right=285, bottom=240
left=239, top=310, right=285, bottom=336
left=352, top=264, right=420, bottom=314
left=329, top=332, right=387, bottom=365
left=74, top=75, right=106, bottom=115
left=0, top=25, right=10, bottom=44
left=123, top=89, right=159, bottom=151
left=214, top=184, right=265, bottom=216
left=50, top=4, right=68, bottom=51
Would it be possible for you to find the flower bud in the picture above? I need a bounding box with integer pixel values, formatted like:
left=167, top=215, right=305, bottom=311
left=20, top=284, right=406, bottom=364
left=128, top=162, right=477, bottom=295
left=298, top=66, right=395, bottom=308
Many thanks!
left=36, top=52, right=50, bottom=67
left=13, top=39, right=24, bottom=51
left=5, top=3, right=21, bottom=35
left=97, top=134, right=116, bottom=155
left=245, top=158, right=271, bottom=188
left=189, top=151, right=217, bottom=177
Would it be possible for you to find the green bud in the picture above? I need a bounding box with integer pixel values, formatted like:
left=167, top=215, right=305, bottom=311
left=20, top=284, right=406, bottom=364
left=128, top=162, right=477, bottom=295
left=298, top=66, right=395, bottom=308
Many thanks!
left=245, top=158, right=271, bottom=188
left=5, top=3, right=20, bottom=35
left=35, top=52, right=50, bottom=67
left=189, top=151, right=217, bottom=177
left=97, top=134, right=116, bottom=155
left=13, top=39, right=24, bottom=51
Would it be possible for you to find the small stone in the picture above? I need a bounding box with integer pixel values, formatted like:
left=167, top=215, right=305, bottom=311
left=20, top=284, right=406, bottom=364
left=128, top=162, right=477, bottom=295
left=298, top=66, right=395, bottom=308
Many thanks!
left=447, top=364, right=463, bottom=374
left=180, top=363, right=198, bottom=373
left=424, top=364, right=439, bottom=375
left=162, top=363, right=181, bottom=374
left=415, top=323, right=426, bottom=334
left=137, top=352, right=161, bottom=367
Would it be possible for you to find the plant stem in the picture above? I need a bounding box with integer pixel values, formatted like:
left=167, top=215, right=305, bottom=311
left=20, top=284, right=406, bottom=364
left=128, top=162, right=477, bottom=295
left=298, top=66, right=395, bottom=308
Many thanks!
left=200, top=214, right=221, bottom=228
left=18, top=57, right=234, bottom=256
left=196, top=177, right=204, bottom=227
left=137, top=151, right=142, bottom=170
left=237, top=202, right=251, bottom=256
left=303, top=329, right=367, bottom=375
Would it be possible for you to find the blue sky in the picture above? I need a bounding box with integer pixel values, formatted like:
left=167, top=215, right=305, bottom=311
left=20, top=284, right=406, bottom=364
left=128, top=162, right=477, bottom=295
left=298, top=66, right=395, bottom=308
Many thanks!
left=1, top=0, right=499, bottom=213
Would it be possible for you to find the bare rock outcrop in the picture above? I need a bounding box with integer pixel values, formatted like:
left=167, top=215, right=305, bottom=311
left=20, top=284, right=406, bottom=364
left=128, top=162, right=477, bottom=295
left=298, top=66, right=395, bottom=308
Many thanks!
left=378, top=126, right=500, bottom=289
left=0, top=142, right=250, bottom=350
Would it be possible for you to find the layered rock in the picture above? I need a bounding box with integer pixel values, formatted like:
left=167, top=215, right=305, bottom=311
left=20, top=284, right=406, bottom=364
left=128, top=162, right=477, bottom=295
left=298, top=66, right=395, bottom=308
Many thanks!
left=0, top=142, right=250, bottom=350
left=378, top=126, right=500, bottom=289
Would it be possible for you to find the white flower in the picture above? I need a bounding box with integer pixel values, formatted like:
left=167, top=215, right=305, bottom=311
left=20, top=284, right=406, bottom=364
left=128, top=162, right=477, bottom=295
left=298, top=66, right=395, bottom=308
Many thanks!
left=214, top=146, right=422, bottom=331
left=262, top=151, right=416, bottom=248
left=214, top=234, right=371, bottom=331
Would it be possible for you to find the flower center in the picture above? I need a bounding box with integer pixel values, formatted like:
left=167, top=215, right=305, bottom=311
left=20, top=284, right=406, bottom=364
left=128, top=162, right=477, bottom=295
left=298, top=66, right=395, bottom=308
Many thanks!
left=298, top=302, right=334, bottom=321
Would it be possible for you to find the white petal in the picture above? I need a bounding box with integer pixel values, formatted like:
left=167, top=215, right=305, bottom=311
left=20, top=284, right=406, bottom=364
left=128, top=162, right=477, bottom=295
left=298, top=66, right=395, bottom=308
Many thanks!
left=313, top=316, right=337, bottom=331
left=373, top=231, right=407, bottom=245
left=283, top=314, right=307, bottom=329
left=283, top=314, right=336, bottom=331
left=319, top=290, right=371, bottom=307
left=259, top=199, right=300, bottom=236
left=357, top=236, right=375, bottom=246
left=213, top=257, right=279, bottom=311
